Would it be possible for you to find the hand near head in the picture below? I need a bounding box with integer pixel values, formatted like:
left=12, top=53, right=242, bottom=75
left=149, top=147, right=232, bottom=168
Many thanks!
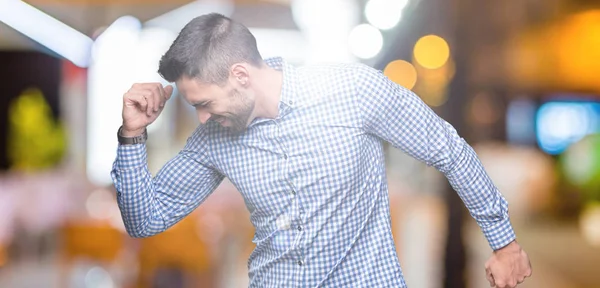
left=121, top=83, right=174, bottom=137
left=485, top=240, right=532, bottom=288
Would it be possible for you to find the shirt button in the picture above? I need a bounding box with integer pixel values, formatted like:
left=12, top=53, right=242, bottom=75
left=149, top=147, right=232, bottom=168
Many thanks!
left=297, top=225, right=303, bottom=231
left=289, top=100, right=294, bottom=105
left=283, top=154, right=288, bottom=160
left=298, top=260, right=303, bottom=266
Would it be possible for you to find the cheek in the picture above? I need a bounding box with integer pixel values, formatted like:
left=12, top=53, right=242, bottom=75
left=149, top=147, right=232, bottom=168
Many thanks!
left=210, top=103, right=232, bottom=116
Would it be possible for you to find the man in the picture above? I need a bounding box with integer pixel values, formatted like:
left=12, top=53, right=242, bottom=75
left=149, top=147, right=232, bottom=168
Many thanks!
left=111, top=13, right=532, bottom=288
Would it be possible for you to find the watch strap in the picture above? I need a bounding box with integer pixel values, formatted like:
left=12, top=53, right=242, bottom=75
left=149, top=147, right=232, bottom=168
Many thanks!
left=117, top=126, right=148, bottom=145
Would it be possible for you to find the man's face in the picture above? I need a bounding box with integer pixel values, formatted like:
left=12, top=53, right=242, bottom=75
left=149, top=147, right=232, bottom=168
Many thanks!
left=177, top=75, right=255, bottom=133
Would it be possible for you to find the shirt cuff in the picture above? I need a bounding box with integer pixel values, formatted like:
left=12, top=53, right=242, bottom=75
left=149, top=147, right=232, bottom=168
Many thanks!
left=115, top=143, right=147, bottom=170
left=482, top=216, right=517, bottom=251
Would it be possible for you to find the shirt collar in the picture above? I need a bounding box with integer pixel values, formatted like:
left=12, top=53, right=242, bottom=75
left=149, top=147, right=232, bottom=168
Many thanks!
left=264, top=57, right=299, bottom=115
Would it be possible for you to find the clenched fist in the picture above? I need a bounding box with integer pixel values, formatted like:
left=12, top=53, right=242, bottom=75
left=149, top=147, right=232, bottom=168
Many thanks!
left=121, top=83, right=174, bottom=137
left=485, top=240, right=532, bottom=288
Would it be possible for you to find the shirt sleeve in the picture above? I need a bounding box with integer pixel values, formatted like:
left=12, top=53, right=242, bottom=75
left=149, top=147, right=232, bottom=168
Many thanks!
left=110, top=126, right=224, bottom=238
left=354, top=64, right=516, bottom=250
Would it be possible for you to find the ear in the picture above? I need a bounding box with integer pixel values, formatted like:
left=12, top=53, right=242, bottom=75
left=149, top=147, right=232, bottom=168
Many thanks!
left=230, top=63, right=250, bottom=87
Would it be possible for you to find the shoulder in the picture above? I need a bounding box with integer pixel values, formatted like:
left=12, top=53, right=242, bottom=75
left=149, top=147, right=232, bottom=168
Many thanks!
left=302, top=62, right=385, bottom=88
left=183, top=124, right=216, bottom=152
left=349, top=63, right=386, bottom=83
left=299, top=61, right=376, bottom=77
left=296, top=62, right=380, bottom=93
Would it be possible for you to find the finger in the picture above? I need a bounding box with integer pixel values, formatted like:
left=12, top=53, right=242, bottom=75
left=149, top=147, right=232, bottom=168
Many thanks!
left=151, top=85, right=162, bottom=112
left=143, top=84, right=159, bottom=112
left=132, top=83, right=171, bottom=104
left=149, top=83, right=168, bottom=109
left=129, top=83, right=171, bottom=112
left=157, top=85, right=166, bottom=108
left=492, top=275, right=506, bottom=288
left=137, top=90, right=154, bottom=116
left=124, top=92, right=148, bottom=112
left=164, top=85, right=174, bottom=100
left=156, top=89, right=164, bottom=110
left=526, top=266, right=533, bottom=277
left=140, top=90, right=155, bottom=116
left=130, top=83, right=144, bottom=92
left=485, top=269, right=494, bottom=287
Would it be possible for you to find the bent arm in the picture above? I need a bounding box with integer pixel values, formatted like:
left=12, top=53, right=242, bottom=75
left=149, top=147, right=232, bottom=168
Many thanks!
left=110, top=128, right=223, bottom=238
left=355, top=65, right=515, bottom=250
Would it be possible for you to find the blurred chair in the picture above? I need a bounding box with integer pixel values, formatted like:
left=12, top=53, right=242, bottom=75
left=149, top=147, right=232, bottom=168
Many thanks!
left=60, top=222, right=124, bottom=262
left=58, top=220, right=128, bottom=287
left=135, top=213, right=216, bottom=288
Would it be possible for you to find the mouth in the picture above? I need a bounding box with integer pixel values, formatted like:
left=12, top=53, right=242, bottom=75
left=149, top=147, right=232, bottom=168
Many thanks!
left=215, top=117, right=229, bottom=127
left=209, top=115, right=226, bottom=124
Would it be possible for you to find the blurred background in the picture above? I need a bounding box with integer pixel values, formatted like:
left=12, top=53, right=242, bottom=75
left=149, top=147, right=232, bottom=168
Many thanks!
left=1, top=0, right=600, bottom=287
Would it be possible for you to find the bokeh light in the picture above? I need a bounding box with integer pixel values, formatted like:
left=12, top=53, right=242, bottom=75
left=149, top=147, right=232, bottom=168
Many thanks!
left=536, top=102, right=600, bottom=155
left=348, top=24, right=383, bottom=59
left=579, top=203, right=600, bottom=247
left=561, top=133, right=600, bottom=199
left=413, top=34, right=450, bottom=69
left=411, top=57, right=454, bottom=107
left=364, top=0, right=408, bottom=30
left=384, top=60, right=418, bottom=90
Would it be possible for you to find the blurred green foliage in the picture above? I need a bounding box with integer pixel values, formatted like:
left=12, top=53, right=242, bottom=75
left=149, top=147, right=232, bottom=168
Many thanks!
left=7, top=88, right=66, bottom=171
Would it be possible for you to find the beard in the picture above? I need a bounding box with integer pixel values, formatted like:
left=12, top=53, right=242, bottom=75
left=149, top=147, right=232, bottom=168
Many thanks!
left=225, top=88, right=254, bottom=133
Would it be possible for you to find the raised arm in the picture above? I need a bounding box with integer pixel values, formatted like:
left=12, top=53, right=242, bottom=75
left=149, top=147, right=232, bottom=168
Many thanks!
left=110, top=83, right=224, bottom=238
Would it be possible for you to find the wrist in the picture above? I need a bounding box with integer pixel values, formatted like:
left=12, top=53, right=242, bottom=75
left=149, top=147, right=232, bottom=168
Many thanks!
left=120, top=126, right=145, bottom=137
left=495, top=240, right=520, bottom=253
left=118, top=126, right=148, bottom=145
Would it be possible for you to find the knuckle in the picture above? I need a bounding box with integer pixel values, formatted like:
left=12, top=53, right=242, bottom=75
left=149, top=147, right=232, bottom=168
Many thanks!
left=151, top=86, right=160, bottom=96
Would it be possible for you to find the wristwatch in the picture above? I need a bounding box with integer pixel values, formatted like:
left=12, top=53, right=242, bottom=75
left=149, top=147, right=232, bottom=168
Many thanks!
left=117, top=126, right=147, bottom=145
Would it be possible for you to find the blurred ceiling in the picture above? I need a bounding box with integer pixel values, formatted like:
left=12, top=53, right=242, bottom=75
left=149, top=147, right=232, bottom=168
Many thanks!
left=0, top=0, right=297, bottom=50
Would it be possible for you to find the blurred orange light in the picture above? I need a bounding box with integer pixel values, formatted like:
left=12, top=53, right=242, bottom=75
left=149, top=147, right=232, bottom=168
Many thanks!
left=506, top=9, right=600, bottom=93
left=413, top=35, right=450, bottom=70
left=384, top=60, right=418, bottom=90
left=555, top=10, right=600, bottom=91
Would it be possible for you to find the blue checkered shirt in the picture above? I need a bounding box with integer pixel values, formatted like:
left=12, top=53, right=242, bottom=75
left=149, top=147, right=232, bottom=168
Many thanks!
left=111, top=57, right=515, bottom=287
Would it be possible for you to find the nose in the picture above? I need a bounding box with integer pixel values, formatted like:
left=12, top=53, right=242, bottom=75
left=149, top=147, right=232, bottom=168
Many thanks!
left=197, top=110, right=211, bottom=124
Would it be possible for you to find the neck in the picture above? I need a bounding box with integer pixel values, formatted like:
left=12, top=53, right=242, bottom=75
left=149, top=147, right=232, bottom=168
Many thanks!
left=252, top=64, right=283, bottom=120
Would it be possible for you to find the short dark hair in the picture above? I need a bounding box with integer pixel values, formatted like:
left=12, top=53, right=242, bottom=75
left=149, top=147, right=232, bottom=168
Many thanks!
left=158, top=13, right=263, bottom=85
